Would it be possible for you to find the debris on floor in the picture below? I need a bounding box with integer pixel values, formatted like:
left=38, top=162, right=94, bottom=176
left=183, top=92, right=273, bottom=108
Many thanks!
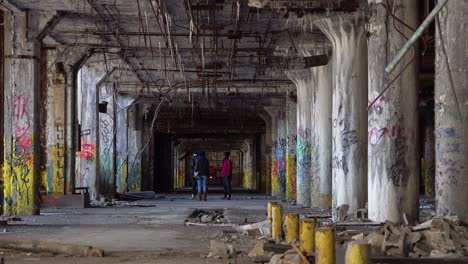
left=206, top=240, right=237, bottom=259
left=235, top=220, right=271, bottom=237
left=349, top=216, right=468, bottom=258
left=185, top=209, right=231, bottom=226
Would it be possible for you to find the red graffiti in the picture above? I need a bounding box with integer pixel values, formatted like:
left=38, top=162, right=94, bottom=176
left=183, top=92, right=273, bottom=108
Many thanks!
left=13, top=96, right=31, bottom=129
left=369, top=124, right=412, bottom=145
left=77, top=141, right=96, bottom=160
left=368, top=95, right=385, bottom=110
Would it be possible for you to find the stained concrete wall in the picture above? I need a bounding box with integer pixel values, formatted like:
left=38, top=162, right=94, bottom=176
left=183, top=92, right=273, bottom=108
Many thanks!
left=127, top=104, right=143, bottom=191
left=242, top=138, right=255, bottom=190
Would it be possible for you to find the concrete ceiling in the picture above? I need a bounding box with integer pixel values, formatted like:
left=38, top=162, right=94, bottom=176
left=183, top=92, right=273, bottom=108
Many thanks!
left=7, top=0, right=357, bottom=136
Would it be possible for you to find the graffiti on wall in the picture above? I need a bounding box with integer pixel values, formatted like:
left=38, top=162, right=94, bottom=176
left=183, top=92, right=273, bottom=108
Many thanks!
left=99, top=114, right=114, bottom=194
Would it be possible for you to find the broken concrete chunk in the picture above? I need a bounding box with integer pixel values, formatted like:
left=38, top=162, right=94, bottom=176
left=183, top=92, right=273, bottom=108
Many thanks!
left=207, top=240, right=236, bottom=259
left=351, top=233, right=365, bottom=241
left=423, top=230, right=456, bottom=252
left=248, top=240, right=267, bottom=257
left=413, top=245, right=430, bottom=257
left=407, top=232, right=422, bottom=245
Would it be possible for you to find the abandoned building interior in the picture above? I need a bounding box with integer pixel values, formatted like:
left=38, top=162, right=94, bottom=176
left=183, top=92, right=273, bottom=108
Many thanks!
left=0, top=0, right=466, bottom=263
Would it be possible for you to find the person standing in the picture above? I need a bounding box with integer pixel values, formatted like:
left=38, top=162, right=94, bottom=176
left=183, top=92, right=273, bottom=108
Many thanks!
left=191, top=153, right=198, bottom=200
left=221, top=152, right=233, bottom=200
left=195, top=151, right=210, bottom=201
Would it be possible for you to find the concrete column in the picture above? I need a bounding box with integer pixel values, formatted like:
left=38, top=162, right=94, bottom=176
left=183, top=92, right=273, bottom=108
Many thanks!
left=264, top=107, right=280, bottom=197
left=286, top=92, right=297, bottom=202
left=367, top=1, right=419, bottom=223
left=3, top=12, right=41, bottom=215
left=287, top=69, right=313, bottom=207
left=45, top=52, right=67, bottom=194
left=127, top=104, right=142, bottom=192
left=423, top=121, right=435, bottom=198
left=277, top=110, right=287, bottom=198
left=258, top=111, right=272, bottom=194
left=435, top=1, right=468, bottom=223
left=242, top=139, right=255, bottom=190
left=311, top=60, right=333, bottom=209
left=98, top=83, right=115, bottom=195
left=115, top=95, right=133, bottom=192
left=76, top=57, right=106, bottom=200
left=315, top=15, right=368, bottom=218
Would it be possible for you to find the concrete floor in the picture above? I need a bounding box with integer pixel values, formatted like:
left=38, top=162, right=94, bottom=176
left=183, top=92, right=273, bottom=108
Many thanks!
left=0, top=194, right=288, bottom=263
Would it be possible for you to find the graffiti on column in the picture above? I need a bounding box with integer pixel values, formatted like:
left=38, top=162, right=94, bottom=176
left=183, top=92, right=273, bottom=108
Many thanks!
left=77, top=138, right=96, bottom=195
left=277, top=138, right=287, bottom=195
left=296, top=127, right=311, bottom=200
left=52, top=124, right=65, bottom=193
left=4, top=95, right=35, bottom=214
left=286, top=135, right=297, bottom=199
left=99, top=116, right=114, bottom=193
left=271, top=140, right=279, bottom=195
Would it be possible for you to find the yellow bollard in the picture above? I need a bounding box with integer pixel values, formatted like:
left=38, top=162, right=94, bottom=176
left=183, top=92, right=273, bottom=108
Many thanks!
left=285, top=213, right=299, bottom=243
left=271, top=204, right=283, bottom=240
left=300, top=218, right=316, bottom=255
left=315, top=227, right=335, bottom=264
left=345, top=241, right=371, bottom=264
left=267, top=202, right=277, bottom=221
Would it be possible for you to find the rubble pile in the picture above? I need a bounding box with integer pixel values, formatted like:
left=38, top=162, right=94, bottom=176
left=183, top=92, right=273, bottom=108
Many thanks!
left=352, top=216, right=468, bottom=258
left=185, top=209, right=226, bottom=225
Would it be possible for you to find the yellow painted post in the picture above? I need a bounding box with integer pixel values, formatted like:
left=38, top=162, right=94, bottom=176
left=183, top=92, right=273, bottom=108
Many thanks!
left=267, top=202, right=277, bottom=220
left=271, top=204, right=283, bottom=240
left=285, top=213, right=299, bottom=243
left=345, top=241, right=370, bottom=264
left=300, top=218, right=316, bottom=255
left=315, top=227, right=335, bottom=264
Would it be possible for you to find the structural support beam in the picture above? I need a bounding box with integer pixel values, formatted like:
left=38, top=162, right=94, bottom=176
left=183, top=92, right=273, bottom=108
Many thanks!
left=285, top=91, right=297, bottom=202
left=310, top=59, right=333, bottom=209
left=367, top=1, right=420, bottom=223
left=315, top=15, right=368, bottom=219
left=276, top=110, right=287, bottom=198
left=264, top=107, right=281, bottom=197
left=286, top=69, right=313, bottom=207
left=434, top=1, right=468, bottom=223
left=3, top=11, right=41, bottom=215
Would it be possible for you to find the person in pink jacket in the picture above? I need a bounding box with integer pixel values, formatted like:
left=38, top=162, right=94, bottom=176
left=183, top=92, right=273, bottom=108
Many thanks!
left=221, top=152, right=233, bottom=200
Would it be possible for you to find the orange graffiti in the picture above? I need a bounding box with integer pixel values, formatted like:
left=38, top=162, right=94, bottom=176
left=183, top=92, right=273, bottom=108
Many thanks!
left=77, top=141, right=96, bottom=160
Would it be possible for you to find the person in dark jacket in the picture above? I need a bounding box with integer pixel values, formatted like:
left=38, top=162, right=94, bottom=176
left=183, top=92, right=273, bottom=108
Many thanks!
left=194, top=151, right=210, bottom=201
left=191, top=153, right=198, bottom=199
left=221, top=152, right=233, bottom=200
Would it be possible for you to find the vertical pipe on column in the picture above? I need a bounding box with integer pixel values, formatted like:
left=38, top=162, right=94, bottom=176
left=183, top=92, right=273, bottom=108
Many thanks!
left=286, top=69, right=313, bottom=207
left=315, top=15, right=368, bottom=219
left=367, top=1, right=420, bottom=223
left=434, top=1, right=468, bottom=223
